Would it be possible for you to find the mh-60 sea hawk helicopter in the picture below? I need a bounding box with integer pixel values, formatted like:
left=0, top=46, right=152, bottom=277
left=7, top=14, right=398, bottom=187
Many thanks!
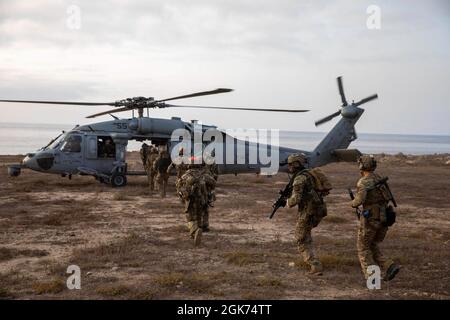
left=1, top=76, right=378, bottom=187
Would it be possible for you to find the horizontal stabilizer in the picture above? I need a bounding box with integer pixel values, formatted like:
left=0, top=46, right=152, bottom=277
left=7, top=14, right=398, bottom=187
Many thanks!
left=332, top=149, right=362, bottom=162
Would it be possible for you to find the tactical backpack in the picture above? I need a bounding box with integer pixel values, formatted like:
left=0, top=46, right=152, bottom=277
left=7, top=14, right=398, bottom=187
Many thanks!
left=304, top=168, right=333, bottom=194
left=178, top=170, right=215, bottom=206
left=300, top=168, right=331, bottom=227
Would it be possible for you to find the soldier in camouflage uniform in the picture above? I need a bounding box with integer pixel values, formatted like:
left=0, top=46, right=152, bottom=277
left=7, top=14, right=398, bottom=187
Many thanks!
left=351, top=155, right=401, bottom=281
left=152, top=146, right=171, bottom=197
left=202, top=152, right=218, bottom=231
left=176, top=161, right=216, bottom=246
left=140, top=143, right=149, bottom=169
left=145, top=145, right=159, bottom=191
left=286, top=153, right=326, bottom=275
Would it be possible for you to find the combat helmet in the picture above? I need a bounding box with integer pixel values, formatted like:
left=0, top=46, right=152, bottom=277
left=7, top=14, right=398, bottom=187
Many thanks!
left=358, top=154, right=377, bottom=171
left=287, top=153, right=308, bottom=166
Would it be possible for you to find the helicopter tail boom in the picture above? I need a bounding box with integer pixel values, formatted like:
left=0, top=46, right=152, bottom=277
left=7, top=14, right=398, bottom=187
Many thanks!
left=308, top=107, right=364, bottom=167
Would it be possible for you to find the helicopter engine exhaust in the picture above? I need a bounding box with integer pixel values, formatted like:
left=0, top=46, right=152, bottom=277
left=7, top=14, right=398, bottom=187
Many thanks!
left=129, top=117, right=185, bottom=135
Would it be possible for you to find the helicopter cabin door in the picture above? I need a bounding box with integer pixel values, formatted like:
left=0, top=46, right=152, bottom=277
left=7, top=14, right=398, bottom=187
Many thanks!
left=84, top=135, right=117, bottom=174
left=85, top=135, right=98, bottom=159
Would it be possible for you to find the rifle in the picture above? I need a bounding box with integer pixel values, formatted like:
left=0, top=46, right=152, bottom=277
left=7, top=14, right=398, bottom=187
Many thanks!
left=347, top=176, right=397, bottom=219
left=366, top=177, right=397, bottom=207
left=269, top=174, right=297, bottom=219
left=347, top=188, right=361, bottom=219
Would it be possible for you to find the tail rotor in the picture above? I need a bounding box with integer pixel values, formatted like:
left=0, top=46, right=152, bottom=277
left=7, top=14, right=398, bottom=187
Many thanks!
left=315, top=76, right=378, bottom=127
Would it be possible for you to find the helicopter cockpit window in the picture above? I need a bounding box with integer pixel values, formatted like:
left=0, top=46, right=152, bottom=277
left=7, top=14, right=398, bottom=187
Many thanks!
left=49, top=134, right=65, bottom=150
left=97, top=136, right=116, bottom=158
left=61, top=135, right=82, bottom=153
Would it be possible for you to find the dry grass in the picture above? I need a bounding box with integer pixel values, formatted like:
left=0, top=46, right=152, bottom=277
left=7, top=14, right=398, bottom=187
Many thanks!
left=0, top=247, right=48, bottom=262
left=324, top=215, right=348, bottom=224
left=255, top=276, right=285, bottom=288
left=112, top=193, right=131, bottom=201
left=293, top=254, right=357, bottom=270
left=223, top=251, right=263, bottom=266
left=0, top=288, right=13, bottom=299
left=70, top=233, right=146, bottom=270
left=164, top=225, right=188, bottom=233
left=1, top=154, right=449, bottom=300
left=154, top=273, right=184, bottom=287
left=32, top=279, right=65, bottom=295
left=96, top=285, right=130, bottom=297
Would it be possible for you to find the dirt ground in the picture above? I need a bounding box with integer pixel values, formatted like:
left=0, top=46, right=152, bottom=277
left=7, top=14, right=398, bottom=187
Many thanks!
left=0, top=152, right=449, bottom=300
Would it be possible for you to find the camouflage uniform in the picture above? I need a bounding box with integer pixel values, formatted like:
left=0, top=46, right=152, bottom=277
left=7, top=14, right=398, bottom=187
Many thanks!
left=352, top=155, right=400, bottom=281
left=177, top=165, right=216, bottom=246
left=286, top=154, right=326, bottom=275
left=140, top=143, right=149, bottom=169
left=204, top=151, right=219, bottom=181
left=145, top=146, right=159, bottom=191
left=206, top=162, right=219, bottom=181
left=153, top=148, right=171, bottom=197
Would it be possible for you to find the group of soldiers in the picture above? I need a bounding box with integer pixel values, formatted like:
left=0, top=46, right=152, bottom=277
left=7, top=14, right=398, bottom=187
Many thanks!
left=140, top=143, right=171, bottom=197
left=284, top=153, right=401, bottom=282
left=140, top=143, right=218, bottom=246
left=140, top=142, right=400, bottom=282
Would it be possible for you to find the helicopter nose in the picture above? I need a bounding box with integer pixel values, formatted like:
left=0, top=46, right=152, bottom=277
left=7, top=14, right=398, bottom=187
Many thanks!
left=23, top=152, right=54, bottom=171
left=22, top=153, right=38, bottom=170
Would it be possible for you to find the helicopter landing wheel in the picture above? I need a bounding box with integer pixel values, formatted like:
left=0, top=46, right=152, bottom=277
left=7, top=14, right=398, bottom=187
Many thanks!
left=111, top=173, right=127, bottom=188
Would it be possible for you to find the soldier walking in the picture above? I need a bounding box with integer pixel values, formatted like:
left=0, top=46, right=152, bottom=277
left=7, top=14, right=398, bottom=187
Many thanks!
left=285, top=153, right=330, bottom=276
left=145, top=145, right=159, bottom=191
left=351, top=155, right=400, bottom=281
left=153, top=146, right=171, bottom=197
left=140, top=143, right=149, bottom=168
left=176, top=160, right=216, bottom=246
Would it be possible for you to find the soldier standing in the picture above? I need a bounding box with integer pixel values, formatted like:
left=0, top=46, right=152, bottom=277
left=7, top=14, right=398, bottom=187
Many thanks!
left=285, top=153, right=328, bottom=276
left=153, top=146, right=171, bottom=197
left=176, top=160, right=216, bottom=246
left=140, top=143, right=149, bottom=169
left=145, top=145, right=159, bottom=191
left=351, top=155, right=400, bottom=281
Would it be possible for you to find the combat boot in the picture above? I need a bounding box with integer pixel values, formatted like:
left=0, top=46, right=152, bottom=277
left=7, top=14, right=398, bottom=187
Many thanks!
left=384, top=264, right=401, bottom=281
left=194, top=228, right=202, bottom=247
left=309, top=261, right=323, bottom=276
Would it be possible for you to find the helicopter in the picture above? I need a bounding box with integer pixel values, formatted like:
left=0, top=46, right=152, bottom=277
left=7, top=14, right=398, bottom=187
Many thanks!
left=1, top=76, right=377, bottom=187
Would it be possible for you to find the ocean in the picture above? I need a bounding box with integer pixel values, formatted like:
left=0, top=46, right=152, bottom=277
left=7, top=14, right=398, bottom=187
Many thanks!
left=0, top=122, right=449, bottom=155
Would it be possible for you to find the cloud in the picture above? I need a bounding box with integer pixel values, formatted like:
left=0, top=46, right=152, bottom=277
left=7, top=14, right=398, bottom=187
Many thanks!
left=0, top=0, right=449, bottom=134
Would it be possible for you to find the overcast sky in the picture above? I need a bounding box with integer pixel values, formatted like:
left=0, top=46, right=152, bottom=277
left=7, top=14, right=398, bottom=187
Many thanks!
left=0, top=0, right=449, bottom=135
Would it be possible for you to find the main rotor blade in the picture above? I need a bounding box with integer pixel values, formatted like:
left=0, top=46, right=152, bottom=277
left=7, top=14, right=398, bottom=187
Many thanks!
left=337, top=76, right=348, bottom=106
left=0, top=99, right=115, bottom=106
left=155, top=88, right=233, bottom=103
left=314, top=110, right=341, bottom=126
left=163, top=104, right=309, bottom=112
left=353, top=94, right=378, bottom=107
left=86, top=106, right=131, bottom=118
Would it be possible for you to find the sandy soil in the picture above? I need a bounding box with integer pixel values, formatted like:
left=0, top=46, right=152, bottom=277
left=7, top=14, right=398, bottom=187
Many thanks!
left=0, top=152, right=449, bottom=300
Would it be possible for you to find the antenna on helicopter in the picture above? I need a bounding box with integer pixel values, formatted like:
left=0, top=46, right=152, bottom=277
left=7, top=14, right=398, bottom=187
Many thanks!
left=314, top=76, right=378, bottom=126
